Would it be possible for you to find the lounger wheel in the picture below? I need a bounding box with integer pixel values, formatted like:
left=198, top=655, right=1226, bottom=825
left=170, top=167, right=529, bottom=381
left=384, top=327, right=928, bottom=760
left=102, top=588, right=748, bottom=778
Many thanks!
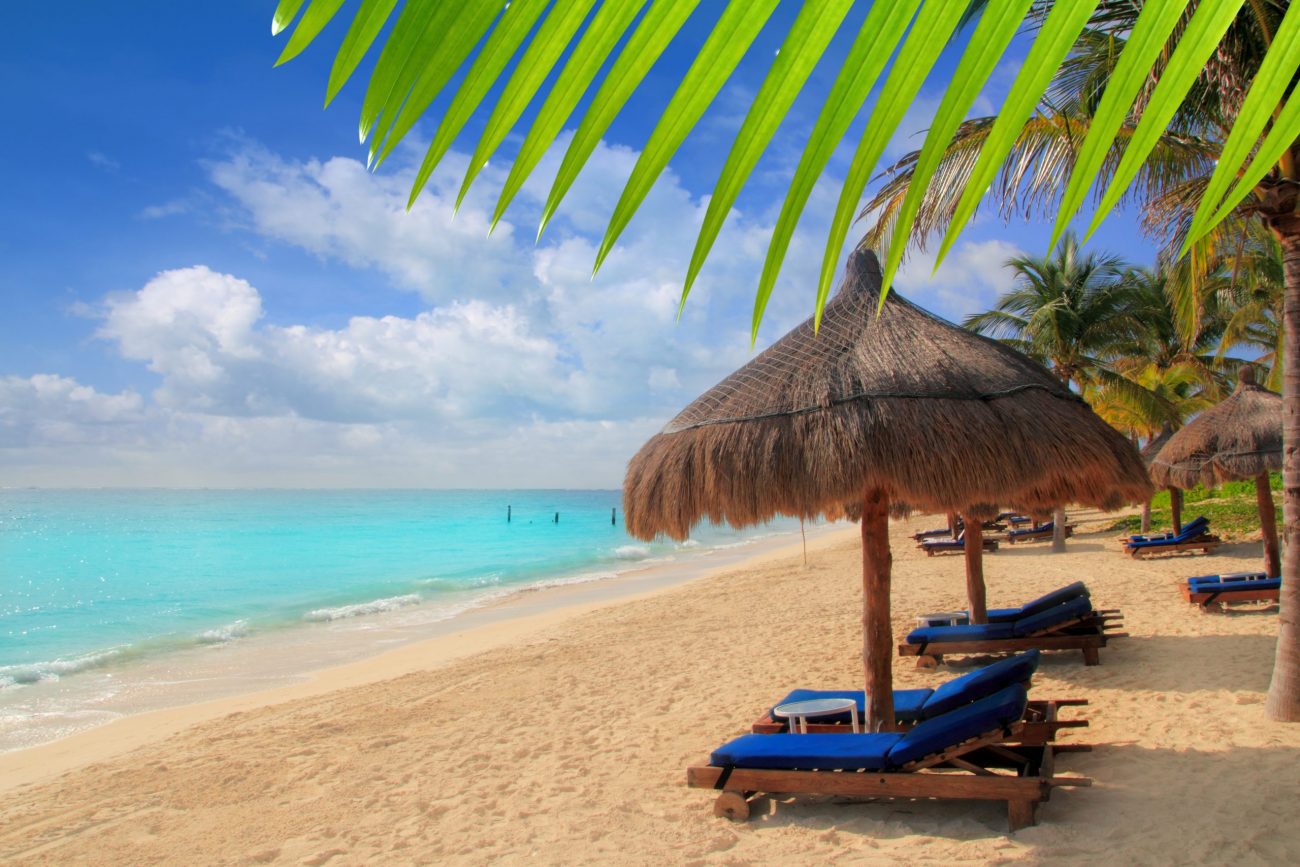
left=713, top=791, right=750, bottom=821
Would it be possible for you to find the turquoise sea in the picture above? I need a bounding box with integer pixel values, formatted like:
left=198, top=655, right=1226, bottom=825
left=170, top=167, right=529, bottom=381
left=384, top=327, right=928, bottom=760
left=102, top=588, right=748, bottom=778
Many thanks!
left=0, top=489, right=808, bottom=750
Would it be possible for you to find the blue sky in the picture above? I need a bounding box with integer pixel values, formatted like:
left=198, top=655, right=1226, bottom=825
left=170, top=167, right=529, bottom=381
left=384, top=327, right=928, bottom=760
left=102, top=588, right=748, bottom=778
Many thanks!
left=0, top=1, right=1158, bottom=487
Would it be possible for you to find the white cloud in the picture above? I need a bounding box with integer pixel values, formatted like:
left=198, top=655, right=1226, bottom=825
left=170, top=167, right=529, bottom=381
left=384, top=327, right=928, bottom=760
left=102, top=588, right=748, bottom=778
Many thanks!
left=6, top=135, right=965, bottom=487
left=894, top=238, right=1024, bottom=322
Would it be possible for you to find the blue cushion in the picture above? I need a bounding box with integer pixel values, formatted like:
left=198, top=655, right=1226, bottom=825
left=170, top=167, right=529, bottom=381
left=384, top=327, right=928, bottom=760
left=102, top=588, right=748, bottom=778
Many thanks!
left=905, top=622, right=1016, bottom=644
left=1017, top=581, right=1090, bottom=618
left=1190, top=578, right=1281, bottom=594
left=1188, top=571, right=1267, bottom=586
left=770, top=688, right=934, bottom=724
left=985, top=606, right=1023, bottom=623
left=1128, top=516, right=1209, bottom=548
left=886, top=685, right=1028, bottom=767
left=1130, top=516, right=1209, bottom=543
left=1012, top=595, right=1094, bottom=637
left=1009, top=521, right=1052, bottom=538
left=920, top=651, right=1040, bottom=717
left=710, top=732, right=904, bottom=771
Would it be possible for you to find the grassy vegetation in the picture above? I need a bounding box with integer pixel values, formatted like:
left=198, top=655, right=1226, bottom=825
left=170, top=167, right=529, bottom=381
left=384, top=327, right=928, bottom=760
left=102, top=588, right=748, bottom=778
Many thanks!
left=1107, top=472, right=1280, bottom=541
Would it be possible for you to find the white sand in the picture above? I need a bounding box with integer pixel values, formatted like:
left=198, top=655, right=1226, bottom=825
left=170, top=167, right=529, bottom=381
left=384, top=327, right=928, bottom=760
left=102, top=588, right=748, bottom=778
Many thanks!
left=1, top=509, right=1296, bottom=865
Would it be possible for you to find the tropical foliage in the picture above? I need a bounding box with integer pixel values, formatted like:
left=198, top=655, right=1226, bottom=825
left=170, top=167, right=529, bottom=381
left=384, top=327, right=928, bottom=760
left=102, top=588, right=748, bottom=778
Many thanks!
left=270, top=0, right=1299, bottom=333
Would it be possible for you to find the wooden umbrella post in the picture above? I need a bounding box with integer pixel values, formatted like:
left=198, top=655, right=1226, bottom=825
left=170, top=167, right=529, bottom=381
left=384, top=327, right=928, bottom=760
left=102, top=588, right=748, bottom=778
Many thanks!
left=1257, top=472, right=1281, bottom=578
left=946, top=511, right=960, bottom=538
left=860, top=487, right=896, bottom=732
left=1170, top=487, right=1183, bottom=534
left=963, top=516, right=988, bottom=624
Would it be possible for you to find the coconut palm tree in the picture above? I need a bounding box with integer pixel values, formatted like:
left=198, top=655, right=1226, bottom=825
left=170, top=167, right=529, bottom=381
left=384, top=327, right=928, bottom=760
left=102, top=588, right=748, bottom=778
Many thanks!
left=271, top=0, right=1299, bottom=718
left=965, top=234, right=1157, bottom=551
left=965, top=235, right=1137, bottom=391
left=863, top=2, right=1299, bottom=720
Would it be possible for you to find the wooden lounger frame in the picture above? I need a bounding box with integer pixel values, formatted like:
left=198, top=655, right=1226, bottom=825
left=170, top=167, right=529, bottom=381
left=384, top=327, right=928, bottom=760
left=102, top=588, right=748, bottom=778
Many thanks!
left=921, top=538, right=1000, bottom=556
left=1181, top=581, right=1280, bottom=611
left=750, top=698, right=1090, bottom=747
left=897, top=611, right=1126, bottom=668
left=687, top=723, right=1091, bottom=831
left=1006, top=525, right=1074, bottom=545
left=1123, top=535, right=1221, bottom=559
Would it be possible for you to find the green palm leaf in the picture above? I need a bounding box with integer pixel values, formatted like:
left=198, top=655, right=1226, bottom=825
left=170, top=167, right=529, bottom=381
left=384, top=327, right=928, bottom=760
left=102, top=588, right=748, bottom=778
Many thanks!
left=538, top=0, right=703, bottom=241
left=274, top=0, right=346, bottom=67
left=1049, top=0, right=1186, bottom=249
left=1082, top=0, right=1246, bottom=242
left=593, top=0, right=782, bottom=275
left=1183, top=0, right=1300, bottom=250
left=455, top=0, right=599, bottom=214
left=931, top=0, right=1100, bottom=271
left=679, top=0, right=856, bottom=313
left=271, top=0, right=306, bottom=36
left=879, top=0, right=1035, bottom=295
left=816, top=0, right=974, bottom=326
left=750, top=0, right=922, bottom=336
left=325, top=0, right=401, bottom=107
left=491, top=0, right=649, bottom=233
left=402, top=0, right=551, bottom=208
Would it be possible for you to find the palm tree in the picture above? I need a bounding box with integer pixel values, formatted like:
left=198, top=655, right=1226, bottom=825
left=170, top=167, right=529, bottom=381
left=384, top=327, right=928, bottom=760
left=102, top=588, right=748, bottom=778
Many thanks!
left=863, top=3, right=1299, bottom=721
left=271, top=0, right=1300, bottom=718
left=965, top=235, right=1148, bottom=551
left=965, top=235, right=1136, bottom=391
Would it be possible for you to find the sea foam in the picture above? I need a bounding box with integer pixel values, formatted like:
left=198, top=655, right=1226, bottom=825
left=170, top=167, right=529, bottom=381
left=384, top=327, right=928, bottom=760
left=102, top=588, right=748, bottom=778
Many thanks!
left=303, top=594, right=422, bottom=622
left=0, top=647, right=123, bottom=688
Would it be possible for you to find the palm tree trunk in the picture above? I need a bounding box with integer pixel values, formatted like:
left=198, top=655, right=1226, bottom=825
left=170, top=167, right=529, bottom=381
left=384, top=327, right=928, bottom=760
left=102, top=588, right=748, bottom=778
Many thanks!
left=1170, top=487, right=1183, bottom=534
left=1141, top=499, right=1152, bottom=533
left=1256, top=472, right=1281, bottom=579
left=1266, top=221, right=1300, bottom=721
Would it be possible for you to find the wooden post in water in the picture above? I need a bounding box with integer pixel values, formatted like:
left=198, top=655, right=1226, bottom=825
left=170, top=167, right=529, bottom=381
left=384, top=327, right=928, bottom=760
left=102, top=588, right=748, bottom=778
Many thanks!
left=611, top=508, right=616, bottom=526
left=507, top=505, right=511, bottom=523
left=963, top=517, right=988, bottom=624
left=1257, top=472, right=1281, bottom=578
left=554, top=512, right=559, bottom=524
left=860, top=487, right=895, bottom=732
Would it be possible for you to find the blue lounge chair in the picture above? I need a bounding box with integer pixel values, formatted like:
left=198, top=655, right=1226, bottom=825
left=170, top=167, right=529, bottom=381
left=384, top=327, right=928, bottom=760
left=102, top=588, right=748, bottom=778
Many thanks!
left=689, top=685, right=1091, bottom=830
left=752, top=650, right=1087, bottom=744
left=1183, top=572, right=1281, bottom=610
left=1128, top=515, right=1209, bottom=543
left=1123, top=516, right=1219, bottom=558
left=1006, top=520, right=1074, bottom=544
left=920, top=534, right=999, bottom=555
left=916, top=582, right=1090, bottom=628
left=899, top=589, right=1124, bottom=667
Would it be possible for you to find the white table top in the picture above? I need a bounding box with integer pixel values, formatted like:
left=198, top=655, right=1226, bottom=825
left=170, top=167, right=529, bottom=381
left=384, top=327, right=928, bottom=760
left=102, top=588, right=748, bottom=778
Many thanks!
left=772, top=697, right=858, bottom=718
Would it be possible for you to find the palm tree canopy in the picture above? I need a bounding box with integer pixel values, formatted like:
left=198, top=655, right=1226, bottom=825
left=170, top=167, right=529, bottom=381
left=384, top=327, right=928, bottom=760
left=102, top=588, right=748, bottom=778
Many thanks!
left=270, top=0, right=1300, bottom=336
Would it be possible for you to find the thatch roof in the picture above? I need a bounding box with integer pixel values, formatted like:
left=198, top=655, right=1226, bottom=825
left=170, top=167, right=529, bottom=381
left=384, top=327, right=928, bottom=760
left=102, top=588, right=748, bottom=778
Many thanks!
left=1149, top=366, right=1281, bottom=488
left=624, top=248, right=1151, bottom=540
left=1141, top=426, right=1174, bottom=466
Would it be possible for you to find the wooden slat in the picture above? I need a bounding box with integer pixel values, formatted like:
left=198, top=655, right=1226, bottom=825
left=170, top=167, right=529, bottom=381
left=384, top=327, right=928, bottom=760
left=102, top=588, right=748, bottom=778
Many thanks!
left=687, top=765, right=1045, bottom=800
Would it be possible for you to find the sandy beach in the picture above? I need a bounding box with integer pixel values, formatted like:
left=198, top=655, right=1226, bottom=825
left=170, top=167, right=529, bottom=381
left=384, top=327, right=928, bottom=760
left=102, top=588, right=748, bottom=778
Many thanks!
left=1, top=510, right=1296, bottom=865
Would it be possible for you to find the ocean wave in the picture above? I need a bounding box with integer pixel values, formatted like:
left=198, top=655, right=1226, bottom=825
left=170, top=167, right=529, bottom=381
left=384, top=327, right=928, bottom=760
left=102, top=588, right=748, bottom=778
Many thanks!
left=612, top=544, right=652, bottom=560
left=676, top=539, right=702, bottom=549
left=416, top=573, right=502, bottom=591
left=197, top=620, right=250, bottom=644
left=303, top=594, right=422, bottom=623
left=0, top=647, right=124, bottom=688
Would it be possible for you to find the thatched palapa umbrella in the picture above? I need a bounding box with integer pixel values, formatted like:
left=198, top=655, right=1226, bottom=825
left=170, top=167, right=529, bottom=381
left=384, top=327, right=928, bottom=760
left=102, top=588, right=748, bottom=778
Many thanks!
left=1151, top=365, right=1282, bottom=577
left=623, top=248, right=1150, bottom=731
